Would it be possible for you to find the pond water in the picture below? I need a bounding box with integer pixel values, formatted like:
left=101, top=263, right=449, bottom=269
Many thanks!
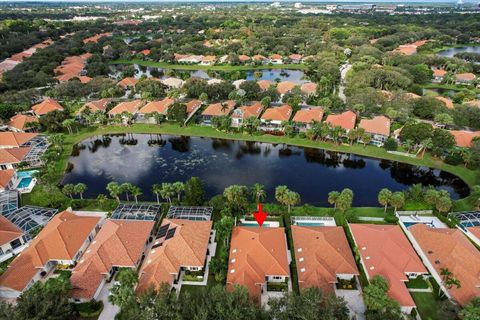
left=437, top=45, right=480, bottom=58
left=61, top=134, right=469, bottom=206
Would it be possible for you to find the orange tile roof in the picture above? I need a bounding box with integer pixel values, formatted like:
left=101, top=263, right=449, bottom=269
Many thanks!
left=7, top=114, right=38, bottom=131
left=455, top=73, right=476, bottom=82
left=276, top=81, right=297, bottom=95
left=31, top=98, right=64, bottom=116
left=289, top=54, right=302, bottom=60
left=140, top=49, right=151, bottom=56
left=231, top=101, right=263, bottom=120
left=0, top=215, right=24, bottom=246
left=80, top=98, right=112, bottom=114
left=467, top=227, right=480, bottom=241
left=403, top=92, right=422, bottom=101
left=449, top=130, right=480, bottom=148
left=226, top=227, right=290, bottom=299
left=252, top=54, right=266, bottom=61
left=0, top=147, right=30, bottom=165
left=54, top=54, right=91, bottom=83
left=270, top=54, right=282, bottom=60
left=325, top=111, right=357, bottom=131
left=436, top=96, right=454, bottom=109
left=261, top=104, right=292, bottom=122
left=433, top=69, right=447, bottom=77
left=350, top=224, right=427, bottom=308
left=137, top=219, right=212, bottom=293
left=394, top=45, right=417, bottom=56
left=108, top=100, right=144, bottom=116
left=410, top=224, right=480, bottom=306
left=139, top=98, right=174, bottom=114
left=70, top=219, right=154, bottom=299
left=201, top=100, right=236, bottom=117
left=359, top=115, right=390, bottom=136
left=0, top=211, right=100, bottom=292
left=238, top=55, right=250, bottom=62
left=300, top=82, right=317, bottom=95
left=464, top=100, right=480, bottom=108
left=257, top=80, right=274, bottom=91
left=83, top=33, right=112, bottom=44
left=185, top=99, right=202, bottom=114
left=0, top=169, right=14, bottom=189
left=292, top=226, right=358, bottom=293
left=0, top=132, right=38, bottom=148
left=292, top=107, right=324, bottom=124
left=117, top=77, right=138, bottom=89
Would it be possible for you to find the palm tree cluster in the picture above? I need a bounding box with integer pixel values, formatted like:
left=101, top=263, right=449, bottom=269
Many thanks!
left=61, top=183, right=88, bottom=199
left=106, top=182, right=143, bottom=203
left=328, top=188, right=354, bottom=212
left=306, top=122, right=371, bottom=146
left=377, top=188, right=405, bottom=213
left=275, top=185, right=301, bottom=214
left=152, top=181, right=184, bottom=204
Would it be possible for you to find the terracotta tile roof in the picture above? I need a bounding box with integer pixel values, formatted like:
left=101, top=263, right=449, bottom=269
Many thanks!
left=238, top=55, right=250, bottom=62
left=140, top=49, right=151, bottom=56
left=117, top=77, right=139, bottom=89
left=201, top=100, right=236, bottom=117
left=403, top=92, right=421, bottom=101
left=226, top=227, right=289, bottom=299
left=31, top=99, right=64, bottom=116
left=359, top=116, right=390, bottom=136
left=464, top=100, right=480, bottom=108
left=257, top=80, right=274, bottom=91
left=292, top=226, right=358, bottom=293
left=0, top=215, right=24, bottom=246
left=108, top=100, right=144, bottom=116
left=436, top=96, right=454, bottom=109
left=433, top=69, right=447, bottom=77
left=70, top=219, right=154, bottom=299
left=270, top=54, right=282, bottom=60
left=467, top=227, right=480, bottom=241
left=261, top=104, right=292, bottom=122
left=79, top=98, right=111, bottom=114
left=54, top=54, right=91, bottom=83
left=139, top=98, right=174, bottom=115
left=325, top=111, right=357, bottom=131
left=185, top=99, right=202, bottom=114
left=0, top=169, right=14, bottom=189
left=455, top=73, right=476, bottom=82
left=7, top=114, right=38, bottom=131
left=137, top=219, right=212, bottom=293
left=0, top=147, right=30, bottom=165
left=202, top=55, right=216, bottom=62
left=0, top=211, right=100, bottom=292
left=276, top=81, right=297, bottom=95
left=300, top=82, right=317, bottom=95
left=292, top=107, right=323, bottom=124
left=0, top=132, right=38, bottom=148
left=289, top=54, right=302, bottom=60
left=231, top=101, right=263, bottom=120
left=252, top=55, right=266, bottom=61
left=449, top=130, right=480, bottom=148
left=83, top=33, right=112, bottom=44
left=0, top=59, right=20, bottom=73
left=410, top=224, right=480, bottom=306
left=394, top=45, right=417, bottom=56
left=350, top=224, right=427, bottom=308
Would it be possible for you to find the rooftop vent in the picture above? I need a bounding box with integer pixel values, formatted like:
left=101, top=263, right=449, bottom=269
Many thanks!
left=362, top=247, right=366, bottom=250
left=230, top=269, right=235, bottom=273
left=300, top=268, right=305, bottom=273
left=370, top=266, right=375, bottom=270
left=299, top=258, right=304, bottom=262
left=231, top=259, right=236, bottom=263
left=297, top=248, right=302, bottom=252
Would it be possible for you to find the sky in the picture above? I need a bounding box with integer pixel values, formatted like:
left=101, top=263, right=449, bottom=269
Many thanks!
left=0, top=0, right=476, bottom=3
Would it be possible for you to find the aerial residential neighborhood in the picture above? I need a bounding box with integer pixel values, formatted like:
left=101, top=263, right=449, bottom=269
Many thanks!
left=0, top=1, right=479, bottom=320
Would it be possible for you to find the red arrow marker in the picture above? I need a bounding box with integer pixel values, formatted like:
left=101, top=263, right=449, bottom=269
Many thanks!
left=253, top=203, right=267, bottom=227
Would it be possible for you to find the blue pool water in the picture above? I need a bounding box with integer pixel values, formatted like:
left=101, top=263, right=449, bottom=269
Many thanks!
left=17, top=177, right=32, bottom=188
left=240, top=223, right=270, bottom=227
left=296, top=222, right=325, bottom=227
left=16, top=170, right=38, bottom=178
left=404, top=221, right=434, bottom=228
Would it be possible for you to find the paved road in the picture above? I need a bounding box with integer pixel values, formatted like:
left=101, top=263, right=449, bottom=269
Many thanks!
left=338, top=62, right=352, bottom=102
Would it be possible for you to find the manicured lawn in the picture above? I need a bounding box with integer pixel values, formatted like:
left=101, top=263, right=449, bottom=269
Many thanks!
left=406, top=277, right=430, bottom=289
left=111, top=59, right=307, bottom=71
left=411, top=292, right=441, bottom=320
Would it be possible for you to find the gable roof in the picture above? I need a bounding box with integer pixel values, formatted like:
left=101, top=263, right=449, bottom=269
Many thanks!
left=0, top=147, right=31, bottom=165
left=117, top=77, right=138, bottom=89
left=79, top=98, right=112, bottom=114
left=0, top=132, right=38, bottom=148
left=226, top=227, right=289, bottom=299
left=136, top=219, right=212, bottom=293
left=449, top=130, right=480, bottom=148
left=257, top=80, right=274, bottom=91
left=325, top=111, right=357, bottom=130
left=31, top=99, right=64, bottom=116
left=231, top=102, right=263, bottom=119
left=292, top=107, right=324, bottom=124
left=108, top=100, right=144, bottom=116
left=201, top=100, right=236, bottom=117
left=261, top=104, right=292, bottom=122
left=0, top=169, right=15, bottom=189
left=7, top=114, right=38, bottom=131
left=455, top=73, right=476, bottom=82
left=359, top=115, right=390, bottom=136
left=436, top=96, right=454, bottom=109
left=300, top=82, right=317, bottom=95
left=276, top=81, right=297, bottom=95
left=410, top=224, right=480, bottom=307
left=139, top=98, right=174, bottom=115
left=433, top=69, right=447, bottom=77
left=350, top=224, right=427, bottom=308
left=70, top=219, right=154, bottom=299
left=292, top=226, right=358, bottom=293
left=185, top=99, right=202, bottom=114
left=0, top=211, right=100, bottom=292
left=0, top=215, right=24, bottom=247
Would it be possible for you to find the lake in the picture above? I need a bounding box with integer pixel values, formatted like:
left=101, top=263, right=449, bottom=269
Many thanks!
left=437, top=45, right=480, bottom=58
left=61, top=134, right=469, bottom=206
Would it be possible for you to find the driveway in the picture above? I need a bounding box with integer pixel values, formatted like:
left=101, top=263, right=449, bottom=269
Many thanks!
left=335, top=287, right=366, bottom=320
left=97, top=281, right=120, bottom=320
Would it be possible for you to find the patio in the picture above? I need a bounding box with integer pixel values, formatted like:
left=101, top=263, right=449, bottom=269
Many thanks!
left=111, top=203, right=161, bottom=220
left=167, top=206, right=213, bottom=221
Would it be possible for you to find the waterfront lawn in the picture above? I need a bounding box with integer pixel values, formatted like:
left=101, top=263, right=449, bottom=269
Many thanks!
left=411, top=292, right=441, bottom=320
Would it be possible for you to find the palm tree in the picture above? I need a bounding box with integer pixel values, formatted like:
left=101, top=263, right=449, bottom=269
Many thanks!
left=74, top=183, right=87, bottom=200
left=130, top=186, right=142, bottom=203
left=347, top=129, right=357, bottom=145
left=121, top=183, right=133, bottom=201
left=440, top=268, right=461, bottom=297
left=172, top=182, right=185, bottom=202
left=389, top=192, right=405, bottom=212
left=251, top=183, right=266, bottom=203
left=378, top=188, right=392, bottom=213
left=152, top=184, right=162, bottom=204
left=284, top=191, right=300, bottom=214
left=361, top=133, right=372, bottom=148
left=62, top=119, right=75, bottom=134
left=106, top=182, right=121, bottom=203
left=160, top=183, right=175, bottom=205
left=62, top=184, right=75, bottom=199
left=328, top=191, right=340, bottom=210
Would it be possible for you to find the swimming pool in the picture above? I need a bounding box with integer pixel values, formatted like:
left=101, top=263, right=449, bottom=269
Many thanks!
left=403, top=221, right=434, bottom=228
left=15, top=170, right=38, bottom=192
left=17, top=177, right=33, bottom=189
left=296, top=222, right=325, bottom=227
left=240, top=223, right=270, bottom=228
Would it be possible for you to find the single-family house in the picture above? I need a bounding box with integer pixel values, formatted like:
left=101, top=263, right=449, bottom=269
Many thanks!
left=464, top=100, right=480, bottom=109
left=238, top=55, right=251, bottom=64
left=455, top=73, right=476, bottom=85
left=409, top=224, right=480, bottom=307
left=227, top=227, right=290, bottom=304
left=7, top=114, right=38, bottom=132
left=69, top=219, right=154, bottom=302
left=0, top=147, right=30, bottom=170
left=0, top=132, right=38, bottom=149
left=436, top=96, right=454, bottom=109
left=292, top=225, right=359, bottom=293
left=0, top=169, right=16, bottom=192
left=0, top=215, right=29, bottom=263
left=432, top=69, right=447, bottom=83
left=449, top=130, right=480, bottom=148
left=257, top=80, right=274, bottom=91
left=136, top=218, right=215, bottom=293
left=77, top=98, right=111, bottom=115
left=300, top=82, right=317, bottom=96
left=358, top=115, right=391, bottom=146
left=161, top=77, right=185, bottom=89
left=200, top=55, right=216, bottom=66
left=117, top=77, right=138, bottom=90
left=107, top=100, right=144, bottom=119
left=276, top=81, right=297, bottom=96
left=288, top=54, right=303, bottom=64
left=260, top=104, right=293, bottom=131
left=138, top=98, right=174, bottom=122
left=325, top=110, right=357, bottom=132
left=269, top=54, right=283, bottom=64
left=231, top=101, right=263, bottom=128
left=349, top=224, right=428, bottom=313
left=200, top=100, right=236, bottom=125
left=292, top=107, right=324, bottom=131
left=252, top=55, right=268, bottom=64
left=185, top=99, right=202, bottom=115
left=0, top=211, right=101, bottom=298
left=31, top=99, right=64, bottom=117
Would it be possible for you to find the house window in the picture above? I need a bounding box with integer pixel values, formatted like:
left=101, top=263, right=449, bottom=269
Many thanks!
left=272, top=276, right=282, bottom=280
left=0, top=165, right=7, bottom=170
